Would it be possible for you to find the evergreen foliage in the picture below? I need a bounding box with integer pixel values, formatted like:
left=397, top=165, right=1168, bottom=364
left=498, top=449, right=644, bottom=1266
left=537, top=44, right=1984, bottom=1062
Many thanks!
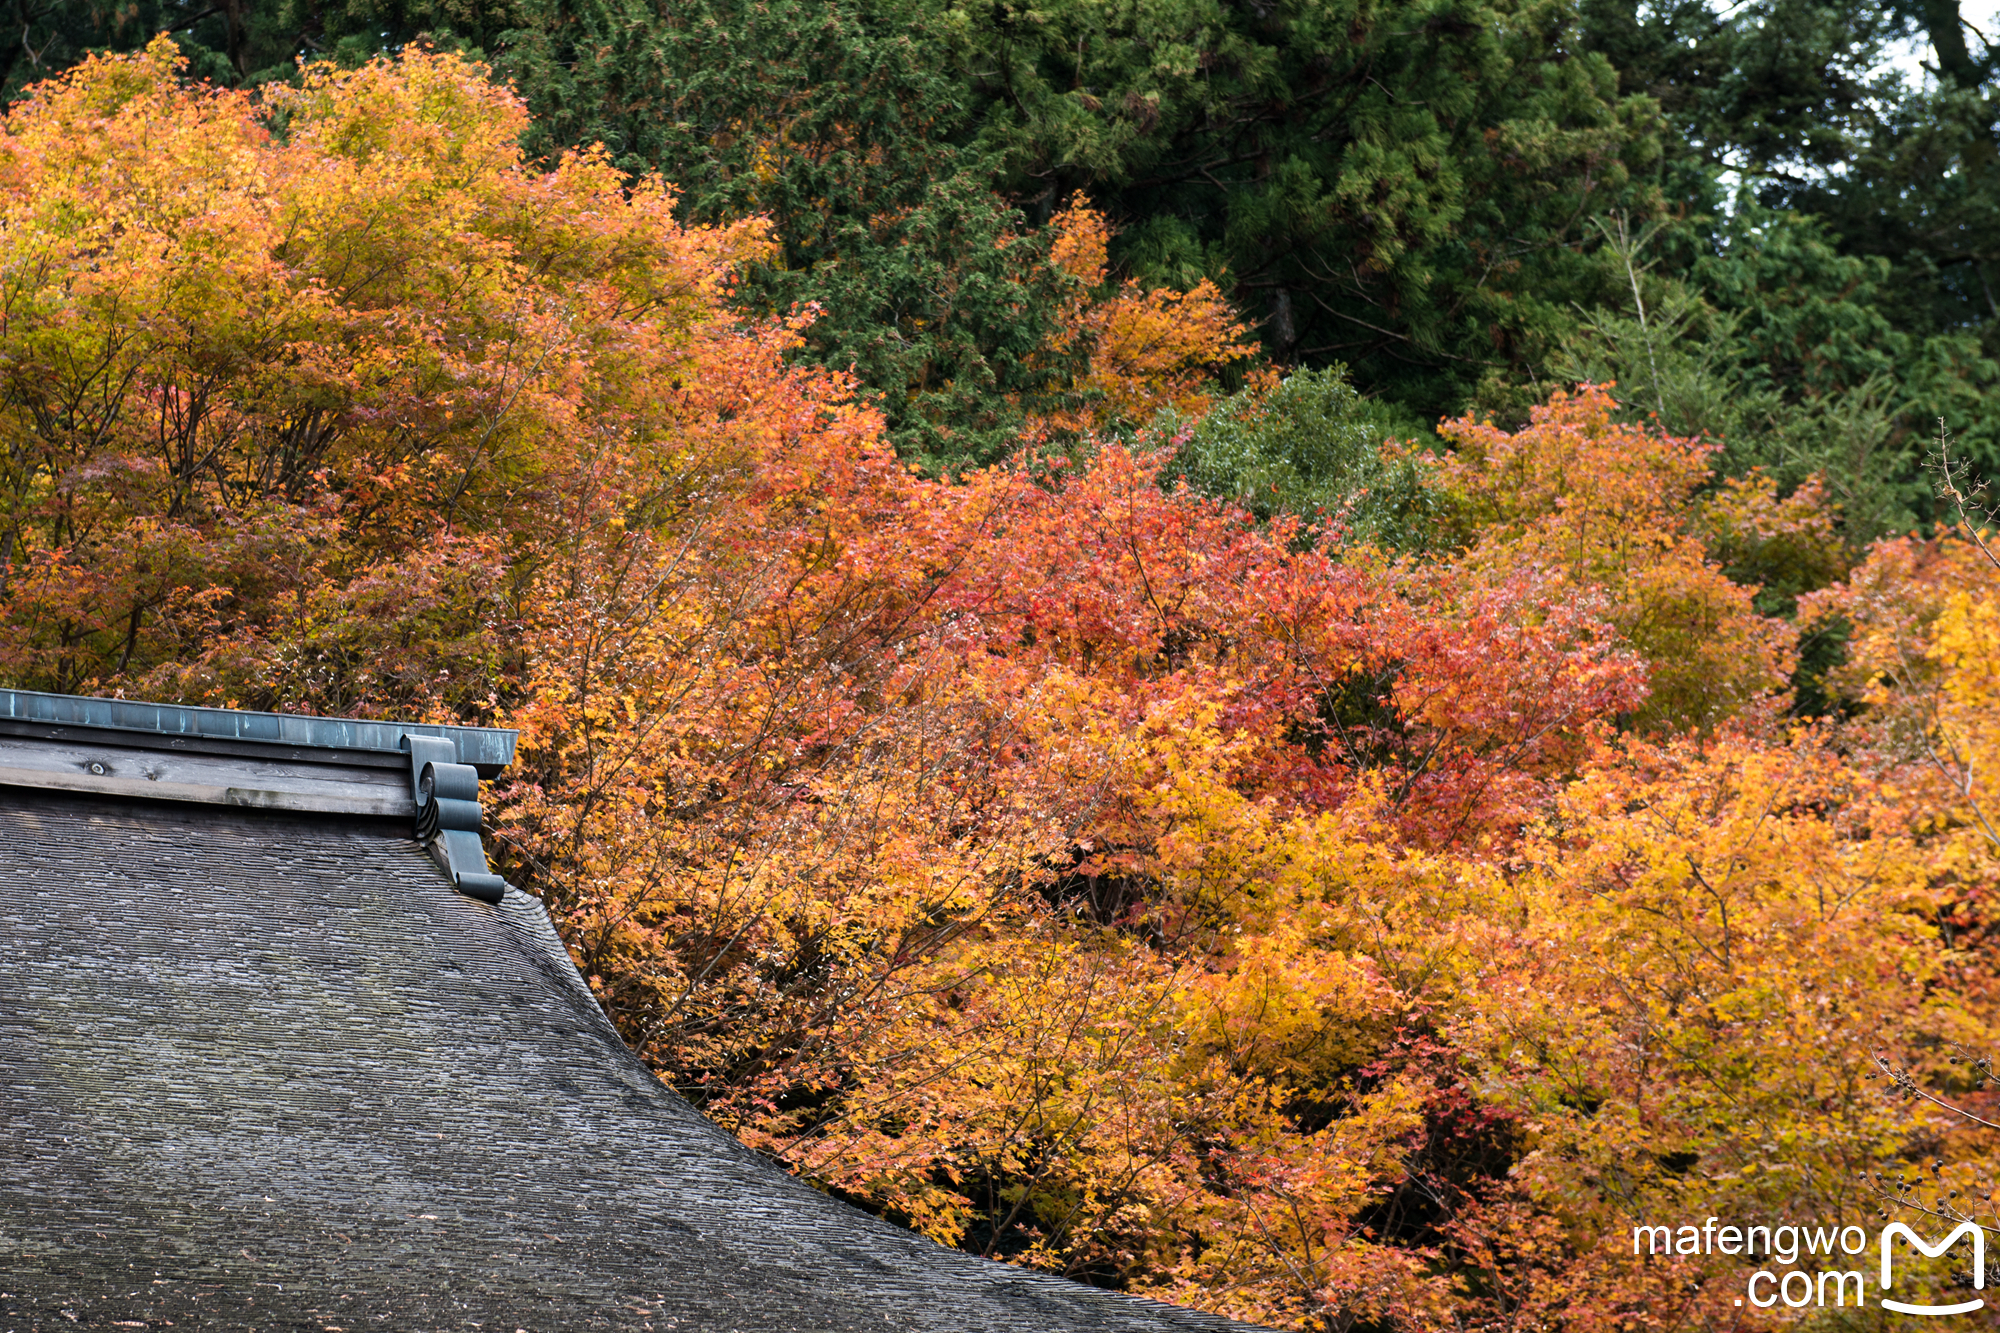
left=1164, top=367, right=1439, bottom=550
left=17, top=0, right=1996, bottom=486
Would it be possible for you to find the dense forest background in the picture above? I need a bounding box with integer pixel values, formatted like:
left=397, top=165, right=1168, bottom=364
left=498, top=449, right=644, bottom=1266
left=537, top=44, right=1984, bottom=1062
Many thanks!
left=6, top=5, right=2000, bottom=1331
left=14, top=0, right=2000, bottom=488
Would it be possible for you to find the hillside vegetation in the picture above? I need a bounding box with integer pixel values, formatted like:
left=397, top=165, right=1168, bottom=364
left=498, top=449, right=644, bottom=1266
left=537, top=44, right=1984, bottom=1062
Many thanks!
left=2, top=21, right=1999, bottom=1332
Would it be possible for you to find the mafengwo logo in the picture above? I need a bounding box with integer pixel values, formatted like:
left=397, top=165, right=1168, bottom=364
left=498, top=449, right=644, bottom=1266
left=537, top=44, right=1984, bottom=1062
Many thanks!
left=1632, top=1218, right=1986, bottom=1314
left=1880, top=1223, right=1987, bottom=1316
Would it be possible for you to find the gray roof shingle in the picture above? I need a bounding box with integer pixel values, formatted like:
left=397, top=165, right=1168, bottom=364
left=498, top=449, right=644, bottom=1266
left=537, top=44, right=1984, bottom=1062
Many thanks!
left=0, top=716, right=1260, bottom=1332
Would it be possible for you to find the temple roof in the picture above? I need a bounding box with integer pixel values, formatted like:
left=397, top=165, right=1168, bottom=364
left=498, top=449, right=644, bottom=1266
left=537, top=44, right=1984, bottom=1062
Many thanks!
left=0, top=692, right=1255, bottom=1332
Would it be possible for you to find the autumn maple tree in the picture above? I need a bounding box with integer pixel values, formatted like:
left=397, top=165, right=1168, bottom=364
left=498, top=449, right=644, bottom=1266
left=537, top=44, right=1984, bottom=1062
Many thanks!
left=4, top=40, right=1999, bottom=1333
left=1032, top=196, right=1264, bottom=441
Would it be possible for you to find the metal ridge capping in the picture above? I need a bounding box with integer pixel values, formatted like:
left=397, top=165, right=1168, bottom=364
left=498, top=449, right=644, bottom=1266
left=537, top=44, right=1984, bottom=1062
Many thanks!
left=0, top=687, right=516, bottom=770
left=0, top=688, right=515, bottom=905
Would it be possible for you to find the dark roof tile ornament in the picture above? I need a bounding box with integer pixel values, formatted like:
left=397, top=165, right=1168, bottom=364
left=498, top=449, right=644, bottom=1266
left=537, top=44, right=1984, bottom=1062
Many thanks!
left=406, top=732, right=508, bottom=903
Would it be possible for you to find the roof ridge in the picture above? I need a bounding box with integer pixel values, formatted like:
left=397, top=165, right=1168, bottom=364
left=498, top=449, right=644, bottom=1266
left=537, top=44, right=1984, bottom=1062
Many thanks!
left=0, top=687, right=516, bottom=770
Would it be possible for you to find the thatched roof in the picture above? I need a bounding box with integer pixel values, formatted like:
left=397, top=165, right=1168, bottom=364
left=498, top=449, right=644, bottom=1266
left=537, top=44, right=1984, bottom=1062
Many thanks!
left=0, top=690, right=1252, bottom=1332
